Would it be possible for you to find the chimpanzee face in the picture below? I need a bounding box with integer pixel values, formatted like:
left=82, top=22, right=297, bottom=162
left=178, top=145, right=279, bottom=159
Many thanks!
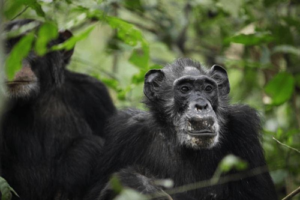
left=4, top=34, right=40, bottom=99
left=144, top=59, right=230, bottom=150
left=3, top=20, right=73, bottom=100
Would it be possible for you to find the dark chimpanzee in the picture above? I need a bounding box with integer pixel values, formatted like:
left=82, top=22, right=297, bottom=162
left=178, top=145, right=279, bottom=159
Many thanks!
left=0, top=19, right=115, bottom=200
left=85, top=59, right=277, bottom=200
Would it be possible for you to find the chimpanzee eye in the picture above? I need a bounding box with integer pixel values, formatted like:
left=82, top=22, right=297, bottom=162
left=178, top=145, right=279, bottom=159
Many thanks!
left=205, top=85, right=213, bottom=92
left=180, top=86, right=190, bottom=93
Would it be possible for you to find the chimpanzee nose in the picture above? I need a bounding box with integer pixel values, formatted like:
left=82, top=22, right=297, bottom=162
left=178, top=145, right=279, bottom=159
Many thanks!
left=193, top=99, right=210, bottom=112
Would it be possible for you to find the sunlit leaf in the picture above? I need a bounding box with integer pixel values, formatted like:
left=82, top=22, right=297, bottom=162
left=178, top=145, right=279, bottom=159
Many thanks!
left=51, top=25, right=95, bottom=51
left=115, top=188, right=148, bottom=200
left=153, top=179, right=174, bottom=188
left=5, top=33, right=35, bottom=80
left=101, top=78, right=119, bottom=91
left=225, top=32, right=275, bottom=45
left=4, top=21, right=40, bottom=39
left=110, top=175, right=123, bottom=194
left=35, top=22, right=58, bottom=55
left=218, top=0, right=243, bottom=17
left=106, top=16, right=142, bottom=47
left=0, top=177, right=19, bottom=200
left=273, top=45, right=300, bottom=56
left=129, top=42, right=149, bottom=69
left=264, top=72, right=295, bottom=106
left=219, top=154, right=248, bottom=172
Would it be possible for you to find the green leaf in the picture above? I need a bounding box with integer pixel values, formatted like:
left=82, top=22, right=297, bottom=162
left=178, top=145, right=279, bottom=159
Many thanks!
left=101, top=78, right=119, bottom=91
left=225, top=32, right=275, bottom=46
left=117, top=86, right=133, bottom=100
left=129, top=42, right=149, bottom=69
left=264, top=72, right=295, bottom=106
left=0, top=177, right=19, bottom=200
left=131, top=70, right=147, bottom=84
left=21, top=0, right=45, bottom=17
left=5, top=33, right=35, bottom=81
left=110, top=175, right=123, bottom=194
left=51, top=25, right=95, bottom=51
left=4, top=1, right=24, bottom=19
left=35, top=22, right=58, bottom=55
left=4, top=21, right=40, bottom=39
left=115, top=188, right=148, bottom=200
left=218, top=0, right=243, bottom=17
left=106, top=16, right=142, bottom=46
left=219, top=154, right=248, bottom=172
left=272, top=45, right=300, bottom=56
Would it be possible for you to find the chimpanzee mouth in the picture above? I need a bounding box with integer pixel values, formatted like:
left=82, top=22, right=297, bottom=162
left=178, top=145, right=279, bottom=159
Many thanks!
left=186, top=116, right=217, bottom=137
left=6, top=78, right=37, bottom=86
left=6, top=81, right=34, bottom=85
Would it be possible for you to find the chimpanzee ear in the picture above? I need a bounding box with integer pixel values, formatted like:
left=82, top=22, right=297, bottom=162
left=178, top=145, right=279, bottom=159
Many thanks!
left=209, top=65, right=230, bottom=95
left=58, top=30, right=74, bottom=64
left=144, top=69, right=165, bottom=101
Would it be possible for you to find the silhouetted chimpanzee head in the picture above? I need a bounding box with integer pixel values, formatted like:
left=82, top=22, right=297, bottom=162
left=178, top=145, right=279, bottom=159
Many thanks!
left=144, top=59, right=230, bottom=149
left=4, top=19, right=73, bottom=100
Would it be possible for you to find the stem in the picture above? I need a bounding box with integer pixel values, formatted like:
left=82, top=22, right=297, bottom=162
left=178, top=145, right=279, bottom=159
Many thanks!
left=272, top=137, right=300, bottom=154
left=282, top=186, right=300, bottom=200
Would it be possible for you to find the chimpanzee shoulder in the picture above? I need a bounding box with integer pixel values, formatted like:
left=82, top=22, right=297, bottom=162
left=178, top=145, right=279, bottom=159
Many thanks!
left=63, top=70, right=116, bottom=135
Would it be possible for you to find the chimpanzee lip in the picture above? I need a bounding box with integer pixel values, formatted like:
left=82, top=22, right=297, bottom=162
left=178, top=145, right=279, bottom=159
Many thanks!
left=6, top=80, right=35, bottom=85
left=187, top=130, right=216, bottom=137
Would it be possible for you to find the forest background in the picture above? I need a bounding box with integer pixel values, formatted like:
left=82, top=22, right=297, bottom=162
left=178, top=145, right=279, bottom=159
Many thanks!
left=0, top=0, right=299, bottom=199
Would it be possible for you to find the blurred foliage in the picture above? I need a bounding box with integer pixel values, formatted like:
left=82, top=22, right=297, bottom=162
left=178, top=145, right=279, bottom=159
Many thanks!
left=0, top=177, right=18, bottom=200
left=1, top=0, right=300, bottom=199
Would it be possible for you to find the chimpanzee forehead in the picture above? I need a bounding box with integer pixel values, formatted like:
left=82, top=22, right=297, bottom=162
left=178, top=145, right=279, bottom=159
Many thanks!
left=182, top=66, right=203, bottom=76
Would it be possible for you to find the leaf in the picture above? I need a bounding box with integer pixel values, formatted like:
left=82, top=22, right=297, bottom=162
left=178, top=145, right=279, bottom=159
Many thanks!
left=0, top=177, right=19, bottom=200
left=101, top=78, right=119, bottom=91
left=21, top=0, right=45, bottom=17
left=51, top=25, right=95, bottom=51
left=272, top=45, right=300, bottom=56
left=225, top=32, right=275, bottom=46
left=264, top=72, right=295, bottom=106
left=106, top=16, right=142, bottom=47
left=219, top=154, right=248, bottom=172
left=129, top=41, right=149, bottom=69
left=4, top=21, right=40, bottom=39
left=110, top=175, right=123, bottom=194
left=35, top=22, right=58, bottom=55
left=5, top=33, right=35, bottom=81
left=115, top=188, right=148, bottom=200
left=218, top=0, right=243, bottom=17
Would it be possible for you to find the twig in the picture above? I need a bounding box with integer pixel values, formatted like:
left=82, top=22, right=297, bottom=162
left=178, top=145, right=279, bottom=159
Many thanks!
left=11, top=6, right=29, bottom=20
left=150, top=166, right=269, bottom=199
left=272, top=137, right=300, bottom=154
left=282, top=186, right=300, bottom=200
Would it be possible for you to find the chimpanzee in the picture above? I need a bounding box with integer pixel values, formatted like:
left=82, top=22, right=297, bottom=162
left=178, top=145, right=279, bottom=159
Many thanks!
left=0, top=19, right=115, bottom=200
left=85, top=58, right=277, bottom=200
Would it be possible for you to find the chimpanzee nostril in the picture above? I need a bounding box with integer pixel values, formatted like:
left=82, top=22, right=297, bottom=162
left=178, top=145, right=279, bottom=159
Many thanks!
left=195, top=102, right=208, bottom=111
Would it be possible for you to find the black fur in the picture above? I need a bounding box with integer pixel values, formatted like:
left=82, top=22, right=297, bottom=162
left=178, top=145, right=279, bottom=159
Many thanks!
left=0, top=19, right=115, bottom=200
left=86, top=59, right=277, bottom=200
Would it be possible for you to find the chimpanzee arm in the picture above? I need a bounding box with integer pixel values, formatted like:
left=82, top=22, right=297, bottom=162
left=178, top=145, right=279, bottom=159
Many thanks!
left=55, top=136, right=104, bottom=199
left=224, top=105, right=277, bottom=200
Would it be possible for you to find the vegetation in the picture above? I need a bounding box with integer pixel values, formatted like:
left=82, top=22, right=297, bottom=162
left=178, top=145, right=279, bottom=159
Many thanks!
left=0, top=0, right=300, bottom=199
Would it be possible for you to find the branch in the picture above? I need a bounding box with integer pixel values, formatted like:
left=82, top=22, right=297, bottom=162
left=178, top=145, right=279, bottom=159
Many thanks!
left=11, top=6, right=29, bottom=20
left=150, top=166, right=269, bottom=199
left=272, top=137, right=300, bottom=154
left=282, top=186, right=300, bottom=200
